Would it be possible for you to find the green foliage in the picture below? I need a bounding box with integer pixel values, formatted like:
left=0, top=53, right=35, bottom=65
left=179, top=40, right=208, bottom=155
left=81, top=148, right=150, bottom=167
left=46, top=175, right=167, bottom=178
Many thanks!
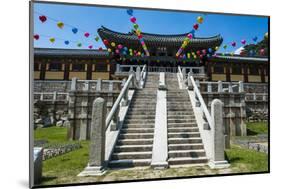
left=226, top=145, right=268, bottom=172
left=35, top=126, right=68, bottom=143
left=247, top=122, right=268, bottom=135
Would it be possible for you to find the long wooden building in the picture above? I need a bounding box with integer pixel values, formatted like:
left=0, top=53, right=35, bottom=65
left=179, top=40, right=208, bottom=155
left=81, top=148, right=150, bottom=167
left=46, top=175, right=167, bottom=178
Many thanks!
left=34, top=26, right=268, bottom=83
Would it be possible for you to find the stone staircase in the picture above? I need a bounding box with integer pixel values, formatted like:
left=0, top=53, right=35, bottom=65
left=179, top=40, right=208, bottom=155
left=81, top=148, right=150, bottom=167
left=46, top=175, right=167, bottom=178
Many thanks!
left=109, top=73, right=159, bottom=168
left=166, top=73, right=208, bottom=166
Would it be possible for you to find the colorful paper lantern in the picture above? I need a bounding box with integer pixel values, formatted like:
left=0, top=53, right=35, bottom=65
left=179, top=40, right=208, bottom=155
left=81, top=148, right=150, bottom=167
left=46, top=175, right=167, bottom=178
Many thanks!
left=187, top=33, right=193, bottom=39
left=130, top=16, right=137, bottom=23
left=241, top=39, right=246, bottom=45
left=253, top=36, right=258, bottom=42
left=39, top=15, right=47, bottom=23
left=98, top=47, right=103, bottom=51
left=215, top=46, right=219, bottom=51
left=193, top=23, right=199, bottom=30
left=72, top=28, right=78, bottom=34
left=231, top=42, right=236, bottom=47
left=264, top=32, right=268, bottom=39
left=118, top=44, right=123, bottom=49
left=197, top=16, right=204, bottom=24
left=208, top=48, right=212, bottom=53
left=49, top=38, right=55, bottom=43
left=107, top=48, right=112, bottom=53
left=84, top=32, right=90, bottom=38
left=77, top=43, right=82, bottom=47
left=103, top=39, right=109, bottom=45
left=133, top=24, right=139, bottom=30
left=57, top=22, right=64, bottom=29
left=111, top=42, right=116, bottom=47
left=127, top=9, right=133, bottom=16
left=34, top=34, right=39, bottom=40
left=64, top=40, right=69, bottom=45
left=95, top=36, right=99, bottom=42
left=223, top=45, right=227, bottom=49
left=88, top=45, right=93, bottom=49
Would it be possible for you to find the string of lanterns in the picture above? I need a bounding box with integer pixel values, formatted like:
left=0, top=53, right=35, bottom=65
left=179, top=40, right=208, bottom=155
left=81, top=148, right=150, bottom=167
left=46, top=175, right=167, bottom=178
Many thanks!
left=127, top=9, right=150, bottom=56
left=175, top=16, right=204, bottom=58
left=35, top=11, right=101, bottom=42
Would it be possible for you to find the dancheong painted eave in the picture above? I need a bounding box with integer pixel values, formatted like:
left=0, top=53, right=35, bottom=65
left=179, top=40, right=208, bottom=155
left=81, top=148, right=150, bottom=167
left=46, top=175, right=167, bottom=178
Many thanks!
left=97, top=26, right=223, bottom=49
left=209, top=55, right=269, bottom=64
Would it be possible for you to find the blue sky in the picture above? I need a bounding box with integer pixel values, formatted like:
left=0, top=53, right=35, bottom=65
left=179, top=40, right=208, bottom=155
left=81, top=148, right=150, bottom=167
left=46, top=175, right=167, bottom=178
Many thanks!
left=33, top=2, right=268, bottom=53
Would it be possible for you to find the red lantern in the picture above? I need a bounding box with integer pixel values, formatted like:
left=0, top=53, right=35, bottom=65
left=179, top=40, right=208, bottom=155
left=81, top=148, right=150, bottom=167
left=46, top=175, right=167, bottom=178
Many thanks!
left=196, top=50, right=201, bottom=56
left=103, top=39, right=109, bottom=45
left=193, top=23, right=199, bottom=30
left=34, top=34, right=39, bottom=40
left=130, top=16, right=137, bottom=23
left=39, top=15, right=47, bottom=23
left=98, top=47, right=103, bottom=51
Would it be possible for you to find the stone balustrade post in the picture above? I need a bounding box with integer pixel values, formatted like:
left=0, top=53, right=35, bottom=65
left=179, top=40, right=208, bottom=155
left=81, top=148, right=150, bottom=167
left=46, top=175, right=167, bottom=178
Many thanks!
left=116, top=64, right=120, bottom=73
left=209, top=99, right=230, bottom=169
left=71, top=77, right=77, bottom=91
left=207, top=83, right=212, bottom=93
left=129, top=65, right=134, bottom=72
left=187, top=72, right=193, bottom=90
left=218, top=81, right=223, bottom=92
left=263, top=94, right=267, bottom=101
left=228, top=83, right=233, bottom=93
left=136, top=66, right=141, bottom=88
left=96, top=79, right=102, bottom=92
left=83, top=81, right=89, bottom=91
left=253, top=93, right=257, bottom=101
left=53, top=91, right=57, bottom=101
left=108, top=81, right=113, bottom=92
left=182, top=68, right=186, bottom=80
left=40, top=93, right=44, bottom=101
left=239, top=81, right=244, bottom=93
left=121, top=88, right=129, bottom=106
left=78, top=97, right=107, bottom=176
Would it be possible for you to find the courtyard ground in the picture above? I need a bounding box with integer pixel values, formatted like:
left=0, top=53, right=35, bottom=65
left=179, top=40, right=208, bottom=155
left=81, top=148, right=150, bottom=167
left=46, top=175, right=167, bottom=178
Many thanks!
left=34, top=122, right=269, bottom=186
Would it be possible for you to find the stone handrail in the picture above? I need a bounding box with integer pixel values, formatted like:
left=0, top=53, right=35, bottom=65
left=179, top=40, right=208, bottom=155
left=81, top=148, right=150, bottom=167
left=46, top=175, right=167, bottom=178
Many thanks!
left=199, top=81, right=244, bottom=93
left=245, top=93, right=268, bottom=101
left=105, top=74, right=135, bottom=130
left=190, top=76, right=213, bottom=127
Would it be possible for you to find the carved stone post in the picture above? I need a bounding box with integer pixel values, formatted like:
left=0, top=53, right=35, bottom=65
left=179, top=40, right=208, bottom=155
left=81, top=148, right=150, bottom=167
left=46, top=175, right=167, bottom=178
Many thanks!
left=182, top=68, right=186, bottom=80
left=209, top=99, right=230, bottom=169
left=207, top=83, right=212, bottom=93
left=187, top=72, right=193, bottom=90
left=238, top=81, right=244, bottom=93
left=96, top=79, right=102, bottom=92
left=78, top=97, right=107, bottom=176
left=116, top=64, right=120, bottom=73
left=228, top=83, right=233, bottom=93
left=136, top=66, right=141, bottom=88
left=68, top=77, right=77, bottom=140
left=218, top=81, right=223, bottom=92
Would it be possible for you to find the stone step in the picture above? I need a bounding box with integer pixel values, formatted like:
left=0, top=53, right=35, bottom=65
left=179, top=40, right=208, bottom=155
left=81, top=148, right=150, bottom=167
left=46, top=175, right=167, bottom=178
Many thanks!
left=117, top=138, right=153, bottom=145
left=121, top=128, right=154, bottom=134
left=167, top=111, right=194, bottom=116
left=109, top=159, right=151, bottom=168
left=167, top=119, right=197, bottom=123
left=168, top=143, right=204, bottom=151
left=122, top=123, right=155, bottom=129
left=167, top=108, right=193, bottom=111
left=168, top=132, right=200, bottom=138
left=130, top=105, right=156, bottom=108
left=168, top=123, right=197, bottom=128
left=119, top=133, right=154, bottom=139
left=126, top=115, right=156, bottom=119
left=124, top=119, right=155, bottom=124
left=168, top=150, right=206, bottom=158
left=114, top=144, right=153, bottom=152
left=127, top=112, right=157, bottom=116
left=168, top=137, right=202, bottom=144
left=167, top=115, right=195, bottom=119
left=168, top=127, right=199, bottom=133
left=112, top=151, right=152, bottom=160
left=168, top=157, right=208, bottom=165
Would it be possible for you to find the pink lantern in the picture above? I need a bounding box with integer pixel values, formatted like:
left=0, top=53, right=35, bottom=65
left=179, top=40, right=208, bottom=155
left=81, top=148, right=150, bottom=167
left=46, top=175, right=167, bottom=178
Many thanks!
left=88, top=45, right=93, bottom=49
left=130, top=16, right=137, bottom=23
left=117, top=44, right=123, bottom=49
left=231, top=42, right=236, bottom=47
left=202, top=49, right=207, bottom=55
left=241, top=39, right=246, bottom=45
left=187, top=33, right=193, bottom=39
left=84, top=32, right=90, bottom=38
left=115, top=49, right=120, bottom=54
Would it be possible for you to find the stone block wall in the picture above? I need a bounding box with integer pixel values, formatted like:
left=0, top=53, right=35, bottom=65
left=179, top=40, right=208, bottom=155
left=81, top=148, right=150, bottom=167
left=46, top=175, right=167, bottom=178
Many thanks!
left=202, top=92, right=247, bottom=136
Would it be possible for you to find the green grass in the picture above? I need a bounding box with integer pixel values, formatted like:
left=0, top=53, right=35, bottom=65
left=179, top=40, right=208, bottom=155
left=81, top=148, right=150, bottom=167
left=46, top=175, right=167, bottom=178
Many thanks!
left=35, top=126, right=268, bottom=186
left=246, top=122, right=268, bottom=135
left=35, top=126, right=68, bottom=143
left=226, top=145, right=268, bottom=172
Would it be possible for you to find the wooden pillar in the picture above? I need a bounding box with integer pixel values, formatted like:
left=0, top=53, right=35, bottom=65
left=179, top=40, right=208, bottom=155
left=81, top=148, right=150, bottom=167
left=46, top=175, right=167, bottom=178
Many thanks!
left=260, top=64, right=265, bottom=83
left=225, top=63, right=231, bottom=82
left=40, top=60, right=46, bottom=80
left=243, top=64, right=248, bottom=83
left=64, top=61, right=70, bottom=80
left=207, top=61, right=212, bottom=81
left=87, top=61, right=92, bottom=80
